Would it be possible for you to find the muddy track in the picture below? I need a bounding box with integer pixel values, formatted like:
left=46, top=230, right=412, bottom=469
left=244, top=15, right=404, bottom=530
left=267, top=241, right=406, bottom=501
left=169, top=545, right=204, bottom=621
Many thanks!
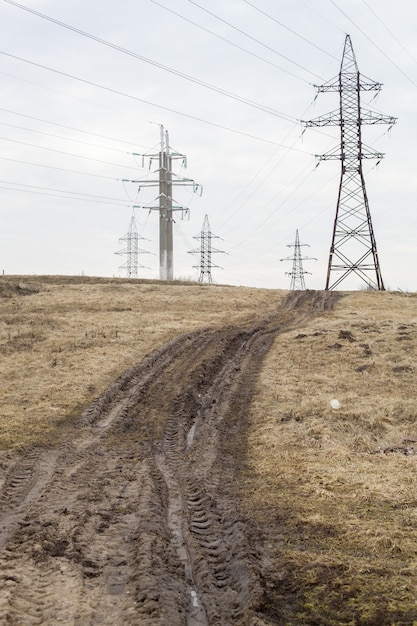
left=0, top=291, right=339, bottom=625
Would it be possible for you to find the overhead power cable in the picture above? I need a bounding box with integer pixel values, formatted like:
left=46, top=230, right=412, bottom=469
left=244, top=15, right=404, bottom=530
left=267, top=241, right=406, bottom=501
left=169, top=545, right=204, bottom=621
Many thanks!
left=0, top=156, right=119, bottom=179
left=0, top=121, right=133, bottom=154
left=0, top=51, right=311, bottom=152
left=185, top=0, right=324, bottom=81
left=0, top=106, right=140, bottom=147
left=0, top=184, right=131, bottom=206
left=0, top=70, right=157, bottom=139
left=329, top=0, right=417, bottom=88
left=0, top=135, right=140, bottom=170
left=361, top=0, right=417, bottom=67
left=0, top=179, right=127, bottom=202
left=240, top=0, right=339, bottom=60
left=3, top=0, right=296, bottom=122
left=149, top=0, right=311, bottom=84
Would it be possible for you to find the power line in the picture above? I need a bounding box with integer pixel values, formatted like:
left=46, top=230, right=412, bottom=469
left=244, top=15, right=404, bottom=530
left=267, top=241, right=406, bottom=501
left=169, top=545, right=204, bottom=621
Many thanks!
left=0, top=156, right=119, bottom=179
left=0, top=183, right=131, bottom=206
left=185, top=0, right=325, bottom=81
left=240, top=0, right=339, bottom=61
left=0, top=121, right=133, bottom=154
left=149, top=0, right=312, bottom=84
left=0, top=135, right=139, bottom=170
left=3, top=1, right=298, bottom=122
left=227, top=163, right=317, bottom=251
left=361, top=0, right=417, bottom=67
left=0, top=179, right=128, bottom=201
left=298, top=0, right=345, bottom=36
left=0, top=106, right=141, bottom=148
left=217, top=135, right=310, bottom=232
left=0, top=70, right=156, bottom=132
left=329, top=0, right=417, bottom=88
left=0, top=51, right=309, bottom=151
left=215, top=92, right=336, bottom=233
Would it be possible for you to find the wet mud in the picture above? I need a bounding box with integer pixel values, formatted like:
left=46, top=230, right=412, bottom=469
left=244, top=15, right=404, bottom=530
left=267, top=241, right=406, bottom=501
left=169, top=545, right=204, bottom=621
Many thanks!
left=0, top=291, right=338, bottom=624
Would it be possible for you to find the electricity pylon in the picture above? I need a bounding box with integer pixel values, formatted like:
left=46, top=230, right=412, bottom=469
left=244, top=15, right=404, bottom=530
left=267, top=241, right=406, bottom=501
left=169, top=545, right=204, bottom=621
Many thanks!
left=126, top=126, right=202, bottom=281
left=115, top=213, right=150, bottom=278
left=280, top=229, right=316, bottom=290
left=303, top=34, right=396, bottom=291
left=188, top=214, right=225, bottom=283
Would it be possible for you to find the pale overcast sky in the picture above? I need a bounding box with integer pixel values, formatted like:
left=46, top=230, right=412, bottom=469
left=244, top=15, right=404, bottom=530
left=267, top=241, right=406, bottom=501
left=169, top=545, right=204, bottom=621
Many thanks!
left=1, top=0, right=416, bottom=290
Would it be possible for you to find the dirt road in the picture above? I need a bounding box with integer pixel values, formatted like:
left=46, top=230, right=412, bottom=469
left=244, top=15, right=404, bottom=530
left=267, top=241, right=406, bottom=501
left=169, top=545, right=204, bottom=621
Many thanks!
left=0, top=291, right=337, bottom=625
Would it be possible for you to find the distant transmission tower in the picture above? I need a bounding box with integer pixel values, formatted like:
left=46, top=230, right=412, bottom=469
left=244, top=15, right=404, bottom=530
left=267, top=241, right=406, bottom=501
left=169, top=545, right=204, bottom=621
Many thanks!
left=280, top=229, right=316, bottom=290
left=303, top=35, right=396, bottom=290
left=126, top=126, right=202, bottom=281
left=189, top=214, right=225, bottom=283
left=115, top=213, right=150, bottom=278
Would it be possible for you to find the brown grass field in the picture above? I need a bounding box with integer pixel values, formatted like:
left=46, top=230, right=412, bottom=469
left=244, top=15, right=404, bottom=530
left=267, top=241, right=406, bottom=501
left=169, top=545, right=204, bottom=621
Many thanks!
left=1, top=275, right=417, bottom=624
left=0, top=275, right=284, bottom=449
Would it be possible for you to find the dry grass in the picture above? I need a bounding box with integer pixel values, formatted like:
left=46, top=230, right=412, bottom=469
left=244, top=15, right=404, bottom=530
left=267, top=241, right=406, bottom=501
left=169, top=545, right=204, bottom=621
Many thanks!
left=0, top=275, right=285, bottom=448
left=245, top=290, right=417, bottom=625
left=2, top=277, right=417, bottom=623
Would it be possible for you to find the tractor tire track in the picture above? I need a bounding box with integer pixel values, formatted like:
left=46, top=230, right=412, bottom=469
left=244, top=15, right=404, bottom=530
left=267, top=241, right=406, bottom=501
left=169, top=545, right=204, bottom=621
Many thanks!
left=0, top=290, right=339, bottom=624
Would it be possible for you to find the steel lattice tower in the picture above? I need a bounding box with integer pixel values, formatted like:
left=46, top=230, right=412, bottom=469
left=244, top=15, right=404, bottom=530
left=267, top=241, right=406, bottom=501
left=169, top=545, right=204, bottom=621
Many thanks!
left=115, top=214, right=150, bottom=278
left=303, top=35, right=396, bottom=291
left=280, top=229, right=316, bottom=290
left=127, top=126, right=202, bottom=281
left=189, top=214, right=224, bottom=283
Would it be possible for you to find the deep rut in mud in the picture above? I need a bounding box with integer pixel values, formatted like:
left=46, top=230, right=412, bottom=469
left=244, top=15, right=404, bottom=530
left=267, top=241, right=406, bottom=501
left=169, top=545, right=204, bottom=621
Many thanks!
left=0, top=291, right=338, bottom=625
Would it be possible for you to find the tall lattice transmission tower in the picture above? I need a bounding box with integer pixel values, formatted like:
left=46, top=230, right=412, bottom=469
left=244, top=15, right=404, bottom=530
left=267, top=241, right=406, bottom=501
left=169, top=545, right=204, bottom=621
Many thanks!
left=303, top=35, right=396, bottom=291
left=189, top=214, right=225, bottom=283
left=126, top=126, right=202, bottom=281
left=280, top=229, right=316, bottom=290
left=115, top=213, right=150, bottom=278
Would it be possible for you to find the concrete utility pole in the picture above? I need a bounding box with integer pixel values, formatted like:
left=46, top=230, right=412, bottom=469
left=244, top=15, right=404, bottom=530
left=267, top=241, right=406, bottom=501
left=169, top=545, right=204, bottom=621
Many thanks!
left=127, top=126, right=202, bottom=281
left=303, top=35, right=396, bottom=291
left=188, top=214, right=225, bottom=283
left=159, top=127, right=172, bottom=280
left=280, top=229, right=316, bottom=290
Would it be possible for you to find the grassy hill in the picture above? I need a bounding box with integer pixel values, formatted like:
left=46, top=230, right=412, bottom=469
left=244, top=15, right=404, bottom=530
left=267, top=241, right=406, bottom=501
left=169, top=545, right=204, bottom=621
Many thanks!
left=1, top=275, right=416, bottom=624
left=0, top=275, right=285, bottom=448
left=245, top=289, right=417, bottom=624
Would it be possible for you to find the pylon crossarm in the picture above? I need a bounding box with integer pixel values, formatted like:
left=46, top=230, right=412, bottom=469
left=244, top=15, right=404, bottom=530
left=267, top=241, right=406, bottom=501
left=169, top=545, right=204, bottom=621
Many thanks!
left=316, top=80, right=382, bottom=93
left=360, top=151, right=385, bottom=160
left=360, top=110, right=397, bottom=125
left=303, top=109, right=340, bottom=126
left=312, top=77, right=339, bottom=92
left=316, top=84, right=339, bottom=93
left=129, top=178, right=161, bottom=186
left=318, top=152, right=341, bottom=161
left=356, top=75, right=383, bottom=91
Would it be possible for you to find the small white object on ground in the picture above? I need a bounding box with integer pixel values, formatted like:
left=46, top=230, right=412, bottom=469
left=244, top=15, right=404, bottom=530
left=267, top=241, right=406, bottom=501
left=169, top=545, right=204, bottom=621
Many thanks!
left=330, top=399, right=340, bottom=410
